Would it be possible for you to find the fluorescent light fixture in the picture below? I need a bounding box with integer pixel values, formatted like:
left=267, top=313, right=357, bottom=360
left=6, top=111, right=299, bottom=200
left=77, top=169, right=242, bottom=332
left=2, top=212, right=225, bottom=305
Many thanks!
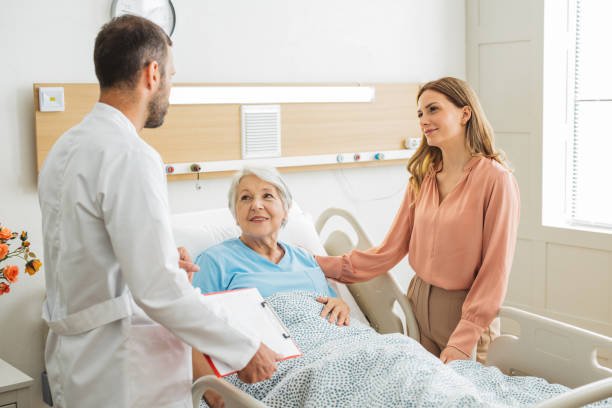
left=169, top=86, right=375, bottom=105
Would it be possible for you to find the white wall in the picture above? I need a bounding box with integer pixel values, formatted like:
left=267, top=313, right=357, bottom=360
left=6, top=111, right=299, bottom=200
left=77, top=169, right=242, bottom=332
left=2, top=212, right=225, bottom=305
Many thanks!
left=467, top=0, right=612, bottom=346
left=0, top=1, right=465, bottom=406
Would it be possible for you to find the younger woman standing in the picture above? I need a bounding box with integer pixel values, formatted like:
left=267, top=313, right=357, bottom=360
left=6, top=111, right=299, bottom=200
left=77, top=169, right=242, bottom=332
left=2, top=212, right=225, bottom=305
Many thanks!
left=316, top=77, right=520, bottom=363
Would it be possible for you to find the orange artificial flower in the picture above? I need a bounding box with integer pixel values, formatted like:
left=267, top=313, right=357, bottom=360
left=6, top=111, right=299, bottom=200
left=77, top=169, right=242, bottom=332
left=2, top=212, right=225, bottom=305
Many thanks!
left=0, top=226, right=41, bottom=295
left=3, top=265, right=18, bottom=283
left=0, top=227, right=11, bottom=241
left=25, top=259, right=42, bottom=276
left=0, top=244, right=8, bottom=260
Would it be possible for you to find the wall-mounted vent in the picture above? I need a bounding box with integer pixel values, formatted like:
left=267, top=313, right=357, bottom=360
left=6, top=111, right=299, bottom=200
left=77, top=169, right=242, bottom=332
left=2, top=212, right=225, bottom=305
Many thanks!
left=241, top=105, right=281, bottom=159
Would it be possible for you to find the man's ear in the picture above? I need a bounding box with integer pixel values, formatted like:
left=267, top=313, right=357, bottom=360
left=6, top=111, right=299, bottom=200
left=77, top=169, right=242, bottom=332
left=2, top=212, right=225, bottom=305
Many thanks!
left=143, top=61, right=160, bottom=90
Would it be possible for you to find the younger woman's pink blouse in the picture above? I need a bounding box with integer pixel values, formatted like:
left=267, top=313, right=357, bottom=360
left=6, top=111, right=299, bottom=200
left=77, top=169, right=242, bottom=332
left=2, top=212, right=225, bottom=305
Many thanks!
left=316, top=156, right=520, bottom=356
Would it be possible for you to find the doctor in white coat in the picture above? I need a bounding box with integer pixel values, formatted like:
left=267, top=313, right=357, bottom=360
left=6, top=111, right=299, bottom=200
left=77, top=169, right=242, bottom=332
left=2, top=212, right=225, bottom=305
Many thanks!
left=38, top=15, right=280, bottom=408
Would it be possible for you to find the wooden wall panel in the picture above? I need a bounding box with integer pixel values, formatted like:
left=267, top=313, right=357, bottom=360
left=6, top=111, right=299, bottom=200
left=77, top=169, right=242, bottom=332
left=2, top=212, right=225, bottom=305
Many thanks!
left=34, top=83, right=99, bottom=169
left=34, top=83, right=421, bottom=177
left=143, top=104, right=242, bottom=162
left=282, top=84, right=419, bottom=156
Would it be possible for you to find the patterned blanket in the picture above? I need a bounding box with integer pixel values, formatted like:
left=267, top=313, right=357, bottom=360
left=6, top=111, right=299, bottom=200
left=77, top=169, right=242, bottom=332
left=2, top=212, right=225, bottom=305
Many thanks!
left=201, top=291, right=611, bottom=407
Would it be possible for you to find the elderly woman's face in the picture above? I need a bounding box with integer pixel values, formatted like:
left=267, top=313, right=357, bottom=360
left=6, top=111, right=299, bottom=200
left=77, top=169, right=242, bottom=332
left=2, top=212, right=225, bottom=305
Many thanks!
left=235, top=175, right=287, bottom=241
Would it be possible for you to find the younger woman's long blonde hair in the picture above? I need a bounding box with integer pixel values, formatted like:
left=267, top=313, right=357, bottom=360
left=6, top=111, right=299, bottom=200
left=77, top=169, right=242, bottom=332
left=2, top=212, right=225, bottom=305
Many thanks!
left=407, top=77, right=508, bottom=196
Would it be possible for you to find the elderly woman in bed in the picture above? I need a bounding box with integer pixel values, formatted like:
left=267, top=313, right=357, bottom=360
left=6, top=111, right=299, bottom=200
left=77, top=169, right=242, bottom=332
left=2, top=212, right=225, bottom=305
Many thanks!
left=191, top=165, right=350, bottom=324
left=191, top=166, right=350, bottom=407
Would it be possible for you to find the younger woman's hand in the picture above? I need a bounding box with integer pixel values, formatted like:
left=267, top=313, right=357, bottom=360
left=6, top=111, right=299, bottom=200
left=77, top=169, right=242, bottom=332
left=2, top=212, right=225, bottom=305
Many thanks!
left=440, top=346, right=470, bottom=363
left=316, top=296, right=350, bottom=326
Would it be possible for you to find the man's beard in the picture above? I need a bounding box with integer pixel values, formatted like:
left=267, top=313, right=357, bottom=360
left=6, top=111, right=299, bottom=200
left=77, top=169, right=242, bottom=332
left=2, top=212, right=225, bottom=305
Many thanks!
left=144, top=87, right=169, bottom=129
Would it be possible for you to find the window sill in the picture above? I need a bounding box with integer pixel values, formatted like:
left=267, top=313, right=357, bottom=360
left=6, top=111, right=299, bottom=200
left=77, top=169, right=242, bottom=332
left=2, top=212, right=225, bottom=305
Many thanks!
left=544, top=219, right=612, bottom=236
left=529, top=221, right=612, bottom=251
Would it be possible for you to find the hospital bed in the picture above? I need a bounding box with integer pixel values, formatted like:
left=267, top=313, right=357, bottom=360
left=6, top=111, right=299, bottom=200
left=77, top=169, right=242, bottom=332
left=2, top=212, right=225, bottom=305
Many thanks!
left=171, top=205, right=612, bottom=408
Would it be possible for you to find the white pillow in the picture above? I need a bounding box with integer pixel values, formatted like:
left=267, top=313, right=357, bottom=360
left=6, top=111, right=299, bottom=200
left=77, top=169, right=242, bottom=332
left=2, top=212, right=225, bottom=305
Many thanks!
left=171, top=208, right=239, bottom=258
left=279, top=209, right=327, bottom=256
left=171, top=203, right=324, bottom=258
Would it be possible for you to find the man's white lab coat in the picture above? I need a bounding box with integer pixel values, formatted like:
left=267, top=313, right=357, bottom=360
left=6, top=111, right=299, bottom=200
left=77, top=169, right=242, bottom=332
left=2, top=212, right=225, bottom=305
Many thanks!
left=38, top=103, right=259, bottom=407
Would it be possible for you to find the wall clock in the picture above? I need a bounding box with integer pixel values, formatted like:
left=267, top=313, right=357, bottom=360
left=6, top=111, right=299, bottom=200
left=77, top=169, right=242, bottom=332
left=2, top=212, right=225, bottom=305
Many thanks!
left=111, top=0, right=176, bottom=37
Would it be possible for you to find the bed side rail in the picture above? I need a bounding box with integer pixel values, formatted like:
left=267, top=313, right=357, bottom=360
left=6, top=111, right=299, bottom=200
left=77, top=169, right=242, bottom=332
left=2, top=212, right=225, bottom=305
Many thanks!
left=192, top=375, right=266, bottom=408
left=532, top=377, right=612, bottom=408
left=315, top=207, right=419, bottom=341
left=487, top=306, right=612, bottom=389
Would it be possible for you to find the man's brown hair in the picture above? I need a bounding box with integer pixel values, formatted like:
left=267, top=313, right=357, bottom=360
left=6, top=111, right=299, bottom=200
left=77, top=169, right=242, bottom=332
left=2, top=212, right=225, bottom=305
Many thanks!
left=94, top=15, right=172, bottom=90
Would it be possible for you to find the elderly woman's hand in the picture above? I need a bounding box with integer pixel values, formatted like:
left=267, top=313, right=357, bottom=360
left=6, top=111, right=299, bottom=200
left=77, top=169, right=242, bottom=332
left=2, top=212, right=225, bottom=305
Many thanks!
left=316, top=296, right=350, bottom=326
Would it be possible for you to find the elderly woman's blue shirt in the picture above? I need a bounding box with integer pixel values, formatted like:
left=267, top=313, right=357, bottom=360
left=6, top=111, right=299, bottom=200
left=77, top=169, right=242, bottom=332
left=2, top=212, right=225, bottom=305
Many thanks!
left=193, top=238, right=336, bottom=298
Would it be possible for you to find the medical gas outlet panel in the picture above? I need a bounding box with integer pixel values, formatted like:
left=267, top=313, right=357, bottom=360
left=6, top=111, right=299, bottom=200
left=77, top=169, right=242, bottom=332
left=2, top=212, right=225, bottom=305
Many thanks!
left=335, top=152, right=388, bottom=163
left=164, top=148, right=417, bottom=176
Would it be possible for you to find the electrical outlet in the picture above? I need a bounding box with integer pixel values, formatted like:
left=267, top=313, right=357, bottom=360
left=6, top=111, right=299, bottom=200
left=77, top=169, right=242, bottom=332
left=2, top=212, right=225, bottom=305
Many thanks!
left=39, top=87, right=65, bottom=112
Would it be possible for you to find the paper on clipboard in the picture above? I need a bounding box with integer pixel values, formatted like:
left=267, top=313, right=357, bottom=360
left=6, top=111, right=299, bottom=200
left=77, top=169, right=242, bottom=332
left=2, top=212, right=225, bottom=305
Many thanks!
left=200, top=287, right=301, bottom=377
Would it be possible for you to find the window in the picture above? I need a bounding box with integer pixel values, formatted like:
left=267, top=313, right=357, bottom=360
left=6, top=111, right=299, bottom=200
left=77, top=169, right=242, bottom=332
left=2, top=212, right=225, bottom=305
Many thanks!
left=567, top=0, right=612, bottom=228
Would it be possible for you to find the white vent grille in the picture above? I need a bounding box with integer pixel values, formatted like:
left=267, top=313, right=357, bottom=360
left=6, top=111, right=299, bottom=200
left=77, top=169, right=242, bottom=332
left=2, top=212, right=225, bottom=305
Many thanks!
left=241, top=105, right=281, bottom=159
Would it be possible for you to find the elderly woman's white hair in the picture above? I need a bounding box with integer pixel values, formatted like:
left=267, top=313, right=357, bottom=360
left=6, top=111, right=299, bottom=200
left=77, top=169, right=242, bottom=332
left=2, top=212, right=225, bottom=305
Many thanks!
left=228, top=166, right=293, bottom=226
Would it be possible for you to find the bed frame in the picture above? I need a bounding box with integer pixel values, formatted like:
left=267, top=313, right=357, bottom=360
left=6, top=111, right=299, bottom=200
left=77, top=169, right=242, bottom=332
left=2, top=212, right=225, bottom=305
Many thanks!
left=181, top=207, right=612, bottom=408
